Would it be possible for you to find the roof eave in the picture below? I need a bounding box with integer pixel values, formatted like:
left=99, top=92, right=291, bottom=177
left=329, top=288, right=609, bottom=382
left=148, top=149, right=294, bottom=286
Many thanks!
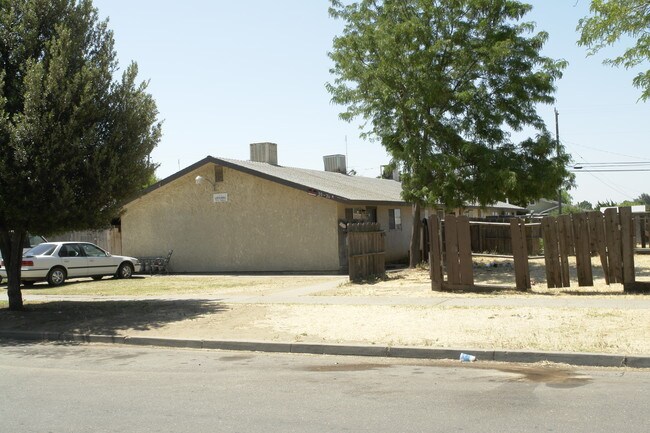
left=126, top=156, right=409, bottom=207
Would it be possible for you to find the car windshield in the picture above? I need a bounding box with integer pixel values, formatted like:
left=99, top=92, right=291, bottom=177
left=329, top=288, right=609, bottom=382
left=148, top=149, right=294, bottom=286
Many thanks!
left=24, top=243, right=57, bottom=257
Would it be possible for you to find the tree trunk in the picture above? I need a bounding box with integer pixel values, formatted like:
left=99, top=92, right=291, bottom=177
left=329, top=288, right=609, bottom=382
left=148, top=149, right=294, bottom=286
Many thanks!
left=409, top=203, right=422, bottom=268
left=0, top=230, right=26, bottom=311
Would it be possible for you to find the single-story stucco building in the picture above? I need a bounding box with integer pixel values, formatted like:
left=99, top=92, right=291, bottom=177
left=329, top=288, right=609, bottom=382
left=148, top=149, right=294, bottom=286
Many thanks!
left=121, top=143, right=524, bottom=273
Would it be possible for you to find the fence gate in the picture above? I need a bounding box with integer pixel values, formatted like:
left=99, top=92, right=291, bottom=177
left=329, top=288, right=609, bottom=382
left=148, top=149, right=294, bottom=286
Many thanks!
left=347, top=222, right=385, bottom=281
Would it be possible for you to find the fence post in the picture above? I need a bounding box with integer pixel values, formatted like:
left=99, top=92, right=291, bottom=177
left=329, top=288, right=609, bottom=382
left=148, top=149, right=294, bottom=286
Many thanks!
left=588, top=211, right=610, bottom=285
left=429, top=216, right=443, bottom=291
left=445, top=215, right=460, bottom=285
left=572, top=212, right=593, bottom=286
left=557, top=215, right=572, bottom=287
left=457, top=216, right=474, bottom=286
left=510, top=219, right=530, bottom=291
left=620, top=206, right=635, bottom=285
left=604, top=208, right=623, bottom=283
left=542, top=216, right=562, bottom=288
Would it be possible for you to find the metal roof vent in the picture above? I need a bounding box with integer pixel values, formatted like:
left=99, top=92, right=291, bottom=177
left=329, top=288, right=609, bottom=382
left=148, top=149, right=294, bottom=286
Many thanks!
left=250, top=142, right=278, bottom=165
left=323, top=154, right=347, bottom=174
left=380, top=165, right=400, bottom=181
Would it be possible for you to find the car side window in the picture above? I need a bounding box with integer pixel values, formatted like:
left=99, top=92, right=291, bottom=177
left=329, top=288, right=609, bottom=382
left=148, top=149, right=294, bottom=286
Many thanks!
left=59, top=244, right=83, bottom=257
left=82, top=244, right=106, bottom=257
left=70, top=244, right=83, bottom=257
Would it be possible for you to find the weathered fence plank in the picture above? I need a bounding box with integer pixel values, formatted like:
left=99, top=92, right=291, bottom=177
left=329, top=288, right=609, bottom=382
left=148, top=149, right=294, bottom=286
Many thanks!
left=428, top=217, right=443, bottom=291
left=457, top=216, right=474, bottom=286
left=557, top=214, right=572, bottom=287
left=620, top=207, right=635, bottom=284
left=588, top=211, right=610, bottom=285
left=572, top=212, right=593, bottom=286
left=510, top=219, right=530, bottom=291
left=542, top=217, right=562, bottom=288
left=604, top=208, right=623, bottom=284
left=445, top=215, right=460, bottom=285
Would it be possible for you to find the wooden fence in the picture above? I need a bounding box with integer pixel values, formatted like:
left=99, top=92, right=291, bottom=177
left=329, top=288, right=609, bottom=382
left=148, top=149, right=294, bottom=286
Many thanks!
left=541, top=208, right=635, bottom=288
left=47, top=227, right=122, bottom=254
left=347, top=222, right=385, bottom=281
left=636, top=212, right=650, bottom=248
left=429, top=215, right=534, bottom=291
left=469, top=219, right=543, bottom=256
left=428, top=207, right=640, bottom=292
left=421, top=217, right=543, bottom=259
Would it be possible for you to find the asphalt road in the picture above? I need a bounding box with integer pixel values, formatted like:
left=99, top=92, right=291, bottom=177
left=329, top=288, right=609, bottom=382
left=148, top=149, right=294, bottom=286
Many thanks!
left=0, top=342, right=648, bottom=433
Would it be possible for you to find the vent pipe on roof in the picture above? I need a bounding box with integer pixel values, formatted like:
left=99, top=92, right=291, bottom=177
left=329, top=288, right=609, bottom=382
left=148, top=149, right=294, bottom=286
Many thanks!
left=323, top=154, right=347, bottom=174
left=380, top=165, right=400, bottom=181
left=250, top=142, right=278, bottom=165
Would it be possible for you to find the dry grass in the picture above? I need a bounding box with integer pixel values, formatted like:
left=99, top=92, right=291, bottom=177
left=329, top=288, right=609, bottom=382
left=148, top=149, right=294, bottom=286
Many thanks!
left=322, top=255, right=650, bottom=298
left=16, top=275, right=338, bottom=297
left=254, top=304, right=650, bottom=354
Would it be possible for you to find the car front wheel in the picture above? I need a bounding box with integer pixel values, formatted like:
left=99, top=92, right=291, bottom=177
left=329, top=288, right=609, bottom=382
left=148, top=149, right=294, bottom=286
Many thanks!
left=47, top=267, right=67, bottom=287
left=116, top=263, right=134, bottom=279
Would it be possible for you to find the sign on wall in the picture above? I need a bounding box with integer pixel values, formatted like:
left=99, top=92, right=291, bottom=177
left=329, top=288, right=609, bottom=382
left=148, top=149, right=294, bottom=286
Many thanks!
left=213, top=193, right=228, bottom=203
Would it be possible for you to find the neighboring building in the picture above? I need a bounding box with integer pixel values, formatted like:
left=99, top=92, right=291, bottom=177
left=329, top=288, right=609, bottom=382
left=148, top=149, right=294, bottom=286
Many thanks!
left=122, top=143, right=412, bottom=273
left=121, top=143, right=525, bottom=273
left=527, top=198, right=560, bottom=216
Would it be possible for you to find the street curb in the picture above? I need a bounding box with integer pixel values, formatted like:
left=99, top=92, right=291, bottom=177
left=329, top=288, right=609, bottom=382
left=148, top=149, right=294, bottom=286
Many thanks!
left=1, top=330, right=648, bottom=368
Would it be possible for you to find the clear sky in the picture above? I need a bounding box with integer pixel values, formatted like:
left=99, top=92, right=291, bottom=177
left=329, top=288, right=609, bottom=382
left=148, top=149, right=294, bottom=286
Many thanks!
left=93, top=0, right=649, bottom=207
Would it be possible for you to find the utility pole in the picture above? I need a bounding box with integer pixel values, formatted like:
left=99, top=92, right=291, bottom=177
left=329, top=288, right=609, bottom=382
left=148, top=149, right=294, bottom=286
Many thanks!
left=555, top=107, right=561, bottom=215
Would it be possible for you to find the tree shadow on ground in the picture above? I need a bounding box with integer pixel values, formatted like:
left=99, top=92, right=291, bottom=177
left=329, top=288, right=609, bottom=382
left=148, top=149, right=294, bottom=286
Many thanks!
left=0, top=299, right=227, bottom=336
left=15, top=275, right=148, bottom=291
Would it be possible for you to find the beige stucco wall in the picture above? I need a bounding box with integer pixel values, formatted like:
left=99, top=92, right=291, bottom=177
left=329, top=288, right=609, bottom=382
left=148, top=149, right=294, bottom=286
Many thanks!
left=122, top=164, right=341, bottom=272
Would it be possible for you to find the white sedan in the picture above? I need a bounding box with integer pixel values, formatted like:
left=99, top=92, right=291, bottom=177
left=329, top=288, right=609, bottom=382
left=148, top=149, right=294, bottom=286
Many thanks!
left=0, top=242, right=141, bottom=287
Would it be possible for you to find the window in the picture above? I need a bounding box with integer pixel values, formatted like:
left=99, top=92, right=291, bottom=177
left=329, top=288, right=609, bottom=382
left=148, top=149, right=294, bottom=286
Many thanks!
left=345, top=207, right=376, bottom=223
left=389, top=208, right=402, bottom=230
left=82, top=243, right=107, bottom=257
left=59, top=244, right=83, bottom=257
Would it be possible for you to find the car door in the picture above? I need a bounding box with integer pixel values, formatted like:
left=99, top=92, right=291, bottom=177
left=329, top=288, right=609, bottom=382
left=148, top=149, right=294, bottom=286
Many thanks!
left=81, top=243, right=117, bottom=277
left=58, top=244, right=89, bottom=278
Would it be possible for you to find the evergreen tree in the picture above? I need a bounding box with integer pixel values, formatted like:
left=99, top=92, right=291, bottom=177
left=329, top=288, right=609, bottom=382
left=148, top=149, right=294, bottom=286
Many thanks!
left=0, top=0, right=161, bottom=310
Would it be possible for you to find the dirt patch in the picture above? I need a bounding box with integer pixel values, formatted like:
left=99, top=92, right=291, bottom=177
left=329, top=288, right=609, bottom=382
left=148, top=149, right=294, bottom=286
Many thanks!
left=321, top=255, right=650, bottom=298
left=249, top=304, right=650, bottom=354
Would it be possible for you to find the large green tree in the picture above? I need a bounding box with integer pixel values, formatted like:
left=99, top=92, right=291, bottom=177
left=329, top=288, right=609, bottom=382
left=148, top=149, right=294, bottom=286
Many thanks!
left=0, top=0, right=161, bottom=310
left=328, top=0, right=572, bottom=266
left=578, top=0, right=650, bottom=101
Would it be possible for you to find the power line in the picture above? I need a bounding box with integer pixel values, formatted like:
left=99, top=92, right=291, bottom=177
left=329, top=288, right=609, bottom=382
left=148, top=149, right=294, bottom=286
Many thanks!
left=569, top=149, right=639, bottom=201
left=572, top=168, right=650, bottom=172
left=575, top=162, right=650, bottom=166
left=562, top=139, right=650, bottom=161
